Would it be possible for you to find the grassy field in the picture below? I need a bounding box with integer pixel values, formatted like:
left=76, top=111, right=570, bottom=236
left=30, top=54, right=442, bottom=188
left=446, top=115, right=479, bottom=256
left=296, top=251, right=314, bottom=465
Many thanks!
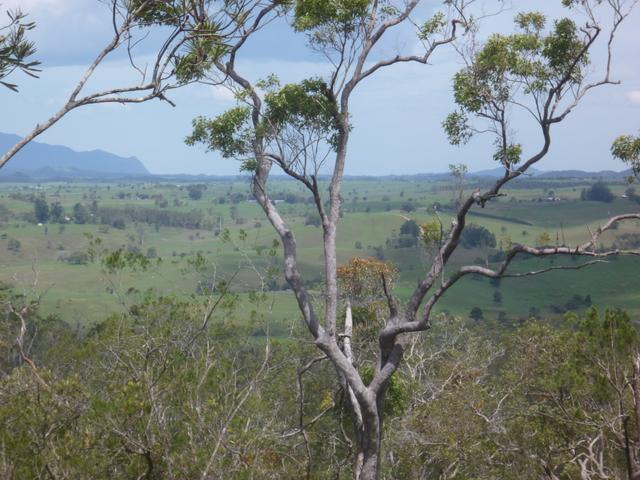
left=1, top=176, right=638, bottom=333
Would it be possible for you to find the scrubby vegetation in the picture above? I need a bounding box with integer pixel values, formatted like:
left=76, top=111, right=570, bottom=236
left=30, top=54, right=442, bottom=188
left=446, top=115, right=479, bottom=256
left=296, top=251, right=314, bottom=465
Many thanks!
left=2, top=281, right=639, bottom=478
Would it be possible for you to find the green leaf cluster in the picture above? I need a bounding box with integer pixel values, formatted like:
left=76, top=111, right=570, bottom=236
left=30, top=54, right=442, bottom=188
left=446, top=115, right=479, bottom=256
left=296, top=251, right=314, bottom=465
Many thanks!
left=174, top=30, right=229, bottom=83
left=360, top=364, right=409, bottom=417
left=492, top=141, right=522, bottom=165
left=187, top=106, right=253, bottom=158
left=128, top=0, right=187, bottom=26
left=442, top=111, right=471, bottom=146
left=262, top=77, right=340, bottom=147
left=187, top=77, right=340, bottom=166
left=445, top=11, right=589, bottom=165
left=293, top=0, right=371, bottom=31
left=420, top=220, right=442, bottom=247
left=418, top=11, right=446, bottom=40
left=612, top=133, right=640, bottom=180
left=0, top=9, right=40, bottom=91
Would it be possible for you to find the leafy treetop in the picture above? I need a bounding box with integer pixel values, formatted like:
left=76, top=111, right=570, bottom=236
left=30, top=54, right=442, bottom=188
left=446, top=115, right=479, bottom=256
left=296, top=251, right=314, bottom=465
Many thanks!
left=186, top=76, right=340, bottom=173
left=444, top=10, right=589, bottom=168
left=611, top=132, right=640, bottom=181
left=337, top=257, right=397, bottom=301
left=293, top=0, right=371, bottom=31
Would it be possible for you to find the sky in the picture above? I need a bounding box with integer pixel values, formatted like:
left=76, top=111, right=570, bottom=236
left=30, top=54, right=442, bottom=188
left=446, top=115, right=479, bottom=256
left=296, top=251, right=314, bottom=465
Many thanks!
left=1, top=0, right=639, bottom=175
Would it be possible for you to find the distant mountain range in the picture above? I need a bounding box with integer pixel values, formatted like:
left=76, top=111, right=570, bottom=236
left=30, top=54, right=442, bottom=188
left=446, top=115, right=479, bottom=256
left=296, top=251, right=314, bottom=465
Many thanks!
left=0, top=132, right=150, bottom=181
left=534, top=169, right=630, bottom=179
left=347, top=167, right=631, bottom=182
left=0, top=132, right=631, bottom=182
left=471, top=166, right=631, bottom=179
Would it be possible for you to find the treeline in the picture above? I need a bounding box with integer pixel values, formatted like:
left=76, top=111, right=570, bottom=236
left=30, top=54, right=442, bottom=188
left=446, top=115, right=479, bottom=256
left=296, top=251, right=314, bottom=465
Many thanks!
left=97, top=205, right=210, bottom=230
left=12, top=195, right=216, bottom=230
left=2, top=285, right=639, bottom=478
left=467, top=209, right=533, bottom=225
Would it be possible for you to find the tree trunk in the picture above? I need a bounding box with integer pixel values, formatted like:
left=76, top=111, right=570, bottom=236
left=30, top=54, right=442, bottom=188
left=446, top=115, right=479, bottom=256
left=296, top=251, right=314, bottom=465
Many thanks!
left=342, top=302, right=389, bottom=480
left=354, top=406, right=382, bottom=480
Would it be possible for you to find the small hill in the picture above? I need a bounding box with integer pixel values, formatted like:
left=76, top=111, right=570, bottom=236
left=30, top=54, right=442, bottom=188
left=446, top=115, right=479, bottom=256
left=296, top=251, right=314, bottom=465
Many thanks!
left=0, top=132, right=150, bottom=180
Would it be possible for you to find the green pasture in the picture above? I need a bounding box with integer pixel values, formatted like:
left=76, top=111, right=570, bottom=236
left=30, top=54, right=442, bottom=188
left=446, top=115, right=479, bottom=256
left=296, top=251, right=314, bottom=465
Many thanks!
left=1, top=177, right=638, bottom=333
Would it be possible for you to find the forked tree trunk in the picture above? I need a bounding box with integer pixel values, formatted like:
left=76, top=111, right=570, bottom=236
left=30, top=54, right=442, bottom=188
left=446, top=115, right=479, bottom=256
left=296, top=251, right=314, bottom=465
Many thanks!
left=344, top=302, right=385, bottom=480
left=353, top=402, right=382, bottom=480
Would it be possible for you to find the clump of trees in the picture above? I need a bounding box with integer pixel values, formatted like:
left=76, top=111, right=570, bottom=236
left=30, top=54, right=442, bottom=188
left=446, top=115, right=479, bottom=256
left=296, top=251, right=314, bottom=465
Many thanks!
left=95, top=205, right=209, bottom=230
left=73, top=203, right=89, bottom=224
left=581, top=181, right=615, bottom=203
left=549, top=293, right=593, bottom=313
left=388, top=219, right=445, bottom=249
left=393, top=220, right=421, bottom=248
left=33, top=197, right=49, bottom=223
left=460, top=224, right=497, bottom=249
left=624, top=187, right=640, bottom=204
left=187, top=184, right=206, bottom=200
left=401, top=202, right=416, bottom=213
left=50, top=202, right=65, bottom=223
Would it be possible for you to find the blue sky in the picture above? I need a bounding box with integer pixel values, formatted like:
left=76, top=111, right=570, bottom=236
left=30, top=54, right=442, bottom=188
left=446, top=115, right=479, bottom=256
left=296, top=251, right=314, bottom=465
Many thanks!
left=1, top=0, right=639, bottom=175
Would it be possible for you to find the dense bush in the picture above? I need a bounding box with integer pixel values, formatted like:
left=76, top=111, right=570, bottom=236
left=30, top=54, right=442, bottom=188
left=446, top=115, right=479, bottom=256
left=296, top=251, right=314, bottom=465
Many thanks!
left=399, top=219, right=420, bottom=237
left=304, top=213, right=322, bottom=227
left=460, top=223, right=497, bottom=249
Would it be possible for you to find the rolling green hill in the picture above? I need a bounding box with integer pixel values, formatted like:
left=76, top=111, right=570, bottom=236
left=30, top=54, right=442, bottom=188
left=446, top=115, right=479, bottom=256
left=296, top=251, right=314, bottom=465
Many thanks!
left=0, top=177, right=638, bottom=332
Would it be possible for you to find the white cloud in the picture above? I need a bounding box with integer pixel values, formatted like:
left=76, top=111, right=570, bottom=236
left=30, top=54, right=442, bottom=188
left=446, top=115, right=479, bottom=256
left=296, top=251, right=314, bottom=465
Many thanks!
left=627, top=91, right=640, bottom=104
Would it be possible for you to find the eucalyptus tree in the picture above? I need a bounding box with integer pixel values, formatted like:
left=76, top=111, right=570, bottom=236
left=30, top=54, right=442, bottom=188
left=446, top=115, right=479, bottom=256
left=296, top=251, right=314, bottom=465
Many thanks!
left=186, top=1, right=640, bottom=478
left=0, top=0, right=271, bottom=170
left=612, top=132, right=640, bottom=180
left=188, top=1, right=473, bottom=475
left=0, top=6, right=39, bottom=92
